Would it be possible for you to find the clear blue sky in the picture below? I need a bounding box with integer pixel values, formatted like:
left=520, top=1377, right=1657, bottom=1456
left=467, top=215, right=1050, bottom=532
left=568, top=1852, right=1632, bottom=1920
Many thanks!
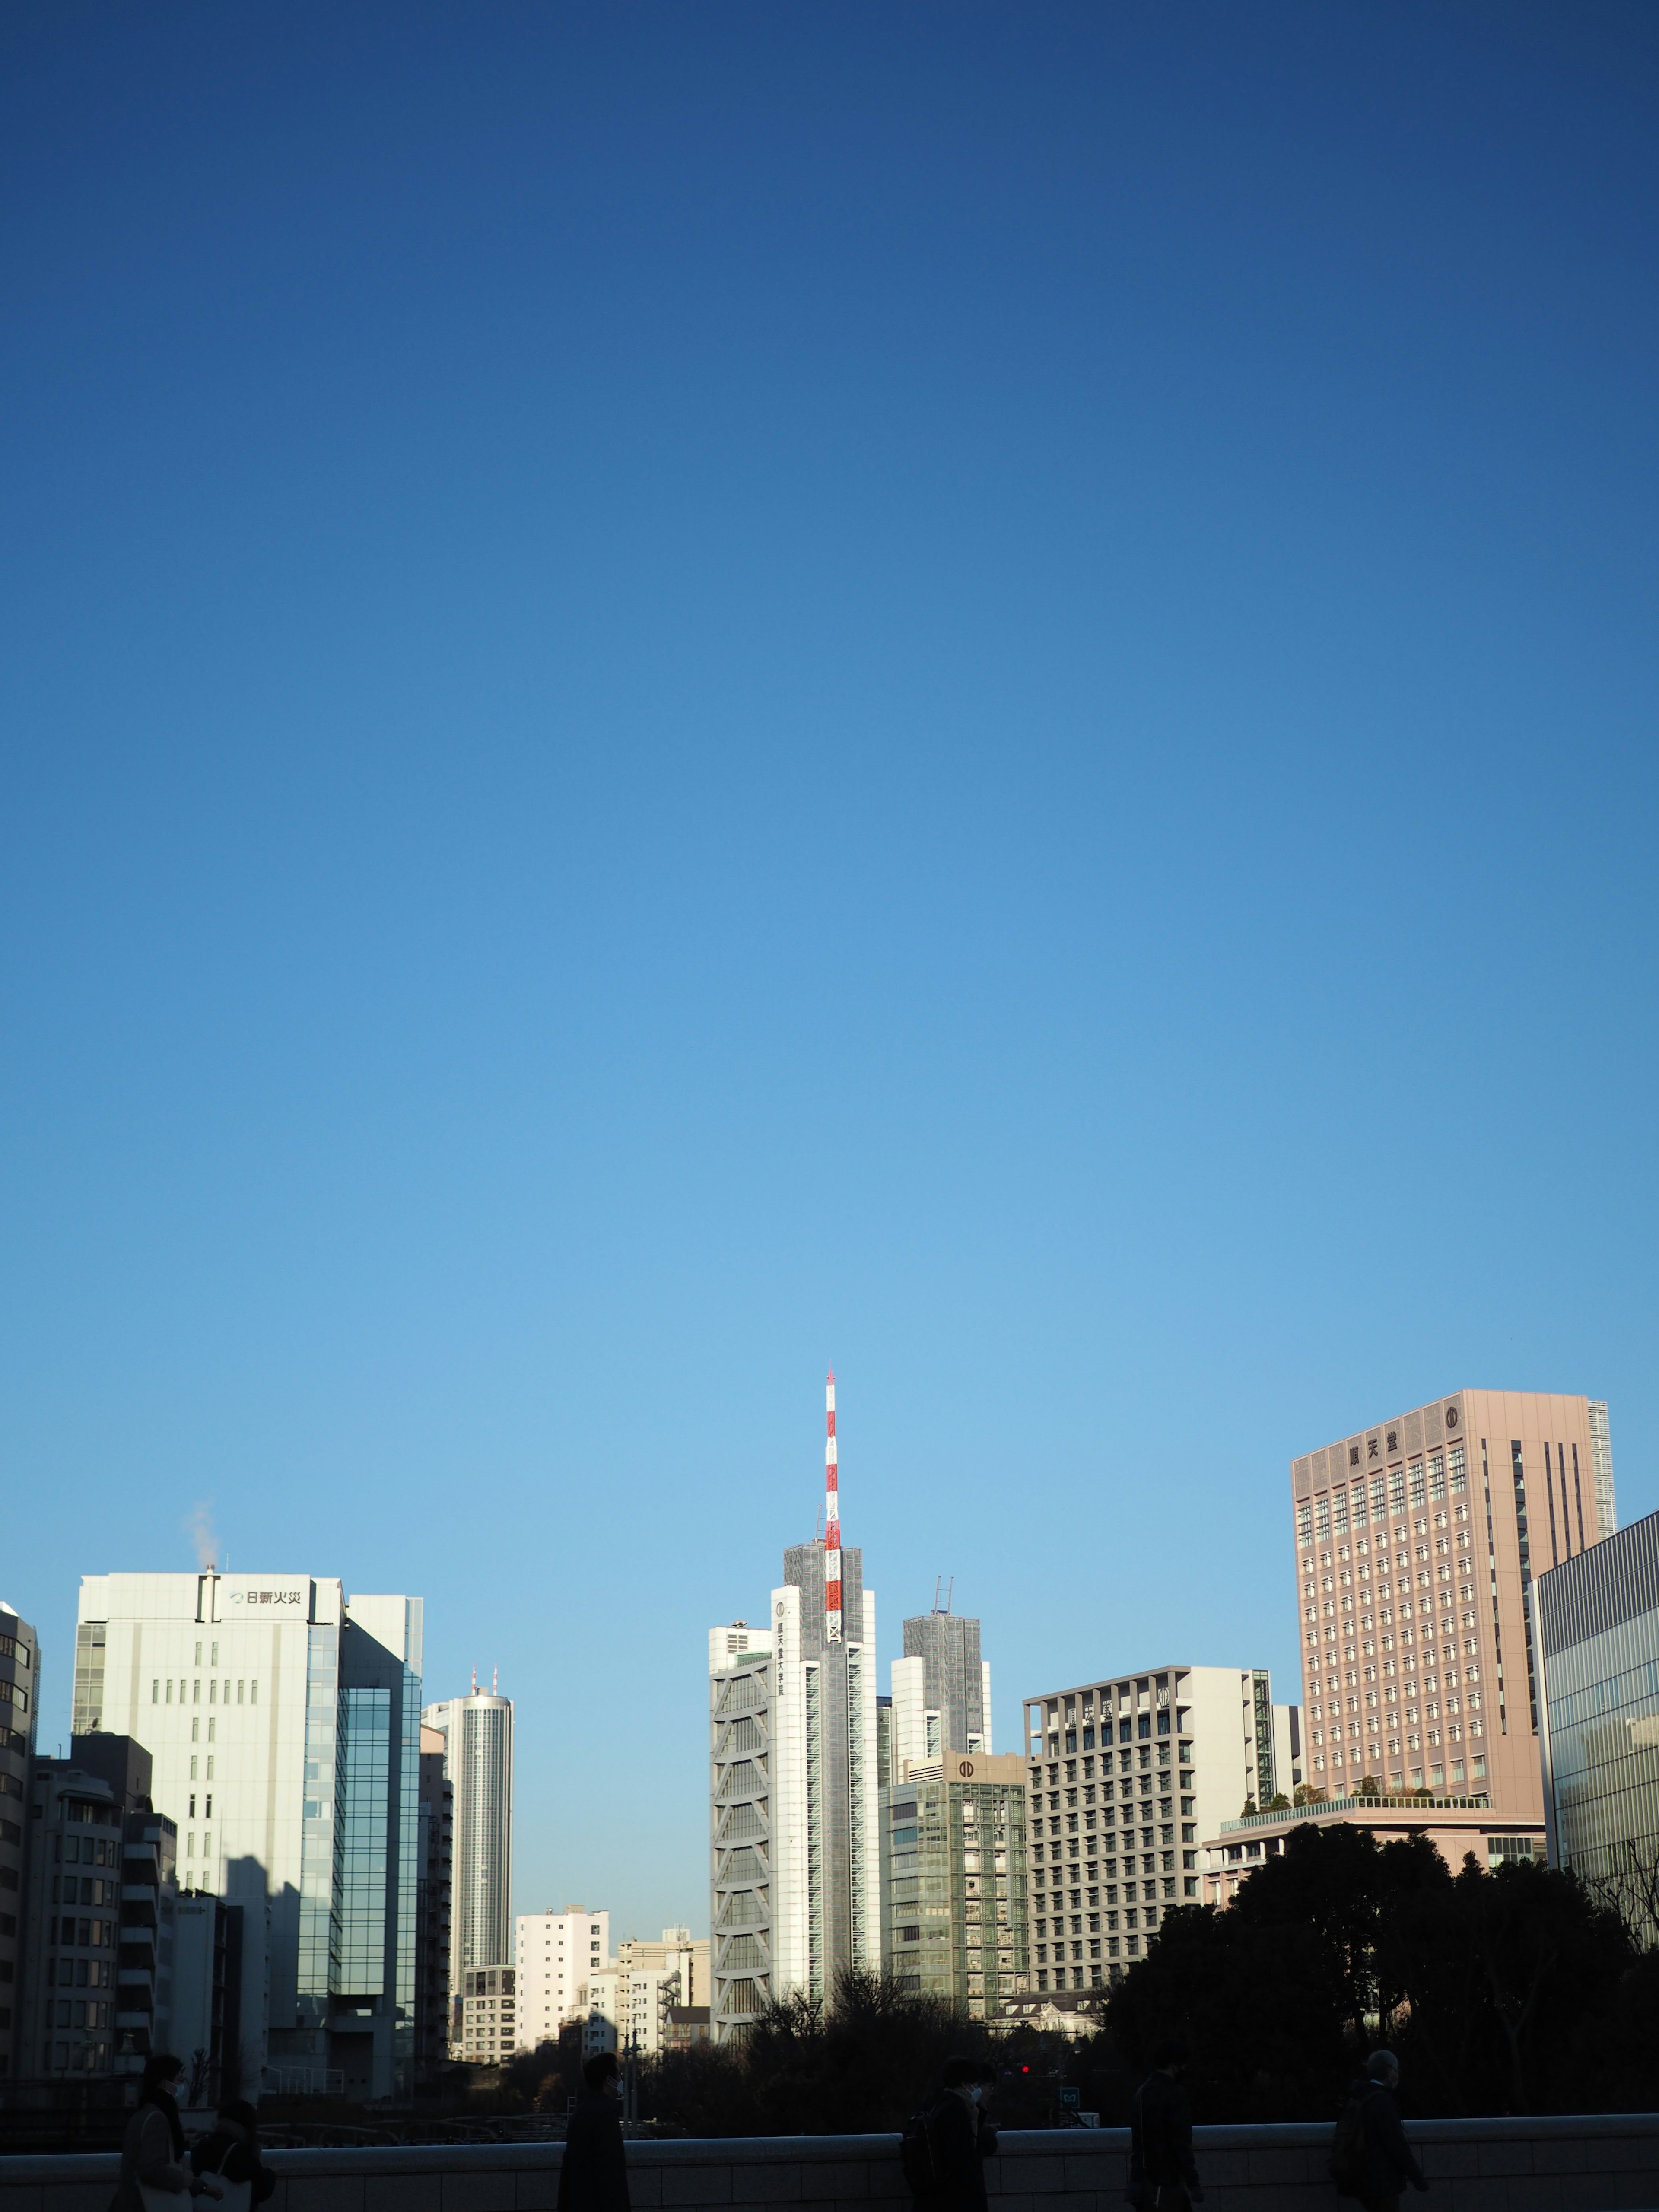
left=3, top=3, right=1656, bottom=1938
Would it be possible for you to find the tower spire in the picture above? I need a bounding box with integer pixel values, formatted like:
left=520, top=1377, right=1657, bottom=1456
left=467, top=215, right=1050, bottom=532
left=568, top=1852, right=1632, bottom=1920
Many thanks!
left=824, top=1370, right=842, bottom=1643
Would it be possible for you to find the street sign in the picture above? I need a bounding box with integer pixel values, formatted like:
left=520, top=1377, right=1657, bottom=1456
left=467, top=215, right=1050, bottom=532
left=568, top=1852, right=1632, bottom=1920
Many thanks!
left=1059, top=2086, right=1080, bottom=2108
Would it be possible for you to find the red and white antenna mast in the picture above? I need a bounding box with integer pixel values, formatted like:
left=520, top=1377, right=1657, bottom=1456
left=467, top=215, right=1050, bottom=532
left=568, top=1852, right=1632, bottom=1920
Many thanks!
left=824, top=1370, right=842, bottom=1644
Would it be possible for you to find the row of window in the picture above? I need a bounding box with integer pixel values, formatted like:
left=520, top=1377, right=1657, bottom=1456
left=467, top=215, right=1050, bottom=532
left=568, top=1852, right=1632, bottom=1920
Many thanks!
left=1297, top=1445, right=1469, bottom=1544
left=47, top=1956, right=114, bottom=1990
left=50, top=1918, right=115, bottom=1950
left=151, top=1678, right=258, bottom=1706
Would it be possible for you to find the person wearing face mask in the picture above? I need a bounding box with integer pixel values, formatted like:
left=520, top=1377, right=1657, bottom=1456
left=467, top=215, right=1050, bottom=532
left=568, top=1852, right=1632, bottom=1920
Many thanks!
left=906, top=2056, right=999, bottom=2212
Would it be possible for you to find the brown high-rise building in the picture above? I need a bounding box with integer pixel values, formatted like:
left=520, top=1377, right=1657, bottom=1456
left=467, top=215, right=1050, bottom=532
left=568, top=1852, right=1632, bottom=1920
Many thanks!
left=1290, top=1391, right=1615, bottom=1814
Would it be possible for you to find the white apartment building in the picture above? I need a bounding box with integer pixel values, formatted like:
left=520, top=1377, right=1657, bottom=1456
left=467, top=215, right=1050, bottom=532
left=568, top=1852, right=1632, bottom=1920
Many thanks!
left=709, top=1545, right=882, bottom=2042
left=1021, top=1664, right=1300, bottom=1991
left=512, top=1914, right=708, bottom=2058
left=423, top=1686, right=514, bottom=2024
left=616, top=1929, right=709, bottom=2056
left=514, top=1905, right=611, bottom=2049
left=73, top=1571, right=424, bottom=2100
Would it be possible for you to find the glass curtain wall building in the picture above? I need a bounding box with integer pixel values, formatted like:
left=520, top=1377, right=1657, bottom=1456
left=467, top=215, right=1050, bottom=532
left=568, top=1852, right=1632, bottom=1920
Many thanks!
left=1537, top=1507, right=1659, bottom=1943
left=72, top=1573, right=423, bottom=2101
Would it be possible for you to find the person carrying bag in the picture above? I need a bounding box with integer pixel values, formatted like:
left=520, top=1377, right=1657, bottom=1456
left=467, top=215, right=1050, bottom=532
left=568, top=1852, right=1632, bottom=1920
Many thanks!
left=108, top=2053, right=224, bottom=2212
left=190, top=2098, right=276, bottom=2212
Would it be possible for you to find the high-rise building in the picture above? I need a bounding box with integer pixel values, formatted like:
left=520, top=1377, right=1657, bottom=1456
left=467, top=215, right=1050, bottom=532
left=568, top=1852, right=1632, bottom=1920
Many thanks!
left=73, top=1571, right=425, bottom=2100
left=1537, top=1505, right=1659, bottom=1939
left=422, top=1681, right=514, bottom=2017
left=708, top=1375, right=881, bottom=2041
left=1021, top=1665, right=1295, bottom=1990
left=880, top=1752, right=1028, bottom=2020
left=890, top=1604, right=992, bottom=1777
left=0, top=1602, right=39, bottom=2079
left=514, top=1905, right=612, bottom=2050
left=415, top=1723, right=453, bottom=2085
left=1290, top=1391, right=1615, bottom=1810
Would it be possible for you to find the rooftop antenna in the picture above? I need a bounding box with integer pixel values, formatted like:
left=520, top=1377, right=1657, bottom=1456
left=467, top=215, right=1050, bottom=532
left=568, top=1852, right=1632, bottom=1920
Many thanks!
left=946, top=1575, right=954, bottom=1614
left=470, top=1664, right=477, bottom=1696
left=493, top=1665, right=499, bottom=1696
left=933, top=1575, right=943, bottom=1614
left=824, top=1371, right=842, bottom=1644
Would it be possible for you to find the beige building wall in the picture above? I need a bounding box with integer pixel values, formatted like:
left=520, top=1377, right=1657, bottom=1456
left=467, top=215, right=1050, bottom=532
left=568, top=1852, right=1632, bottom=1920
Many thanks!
left=1290, top=1389, right=1614, bottom=1816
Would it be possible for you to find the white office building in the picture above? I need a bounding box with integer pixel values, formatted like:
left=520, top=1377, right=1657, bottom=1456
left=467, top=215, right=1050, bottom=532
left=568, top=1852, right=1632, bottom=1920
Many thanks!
left=708, top=1549, right=881, bottom=2042
left=423, top=1684, right=514, bottom=2019
left=73, top=1571, right=423, bottom=2099
left=514, top=1905, right=612, bottom=2048
left=1020, top=1663, right=1301, bottom=1991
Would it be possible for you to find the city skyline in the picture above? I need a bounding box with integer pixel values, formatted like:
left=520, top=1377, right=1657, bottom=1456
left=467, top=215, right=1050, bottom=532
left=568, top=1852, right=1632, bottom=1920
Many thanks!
left=5, top=4, right=1659, bottom=1944
left=8, top=1373, right=1637, bottom=1940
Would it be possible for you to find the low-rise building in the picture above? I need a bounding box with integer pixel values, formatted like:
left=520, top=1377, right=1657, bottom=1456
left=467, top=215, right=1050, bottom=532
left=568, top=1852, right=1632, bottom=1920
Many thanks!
left=457, top=1964, right=515, bottom=2064
left=665, top=2005, right=710, bottom=2050
left=1199, top=1791, right=1545, bottom=1906
left=880, top=1753, right=1028, bottom=2021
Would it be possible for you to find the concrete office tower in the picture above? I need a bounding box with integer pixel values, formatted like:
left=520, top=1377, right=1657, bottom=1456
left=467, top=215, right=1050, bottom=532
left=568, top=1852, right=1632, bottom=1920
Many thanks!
left=73, top=1571, right=424, bottom=2101
left=1022, top=1666, right=1293, bottom=1990
left=422, top=1682, right=514, bottom=2005
left=415, top=1724, right=453, bottom=2085
left=707, top=1376, right=881, bottom=2042
left=1537, top=1507, right=1659, bottom=1939
left=1290, top=1391, right=1613, bottom=1813
left=0, top=1602, right=40, bottom=2080
left=515, top=1905, right=612, bottom=2048
left=890, top=1603, right=992, bottom=1778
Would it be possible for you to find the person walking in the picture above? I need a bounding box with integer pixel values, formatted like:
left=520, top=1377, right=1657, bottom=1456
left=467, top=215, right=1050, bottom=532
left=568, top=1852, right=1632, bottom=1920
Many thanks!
left=188, top=2098, right=276, bottom=2210
left=107, top=2052, right=223, bottom=2211
left=1333, top=2050, right=1428, bottom=2212
left=907, top=2056, right=999, bottom=2212
left=1127, top=2040, right=1203, bottom=2210
left=557, top=2050, right=631, bottom=2212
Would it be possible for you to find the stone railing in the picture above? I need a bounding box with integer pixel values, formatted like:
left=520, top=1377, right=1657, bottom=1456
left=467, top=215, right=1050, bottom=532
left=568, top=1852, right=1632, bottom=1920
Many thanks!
left=3, top=2112, right=1657, bottom=2210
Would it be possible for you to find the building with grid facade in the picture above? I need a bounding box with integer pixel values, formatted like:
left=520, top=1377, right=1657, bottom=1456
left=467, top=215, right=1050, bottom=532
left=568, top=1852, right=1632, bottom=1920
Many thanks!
left=1022, top=1665, right=1294, bottom=1991
left=880, top=1753, right=1027, bottom=2018
left=708, top=1542, right=880, bottom=2043
left=1290, top=1391, right=1615, bottom=1810
left=890, top=1608, right=992, bottom=1779
left=1538, top=1505, right=1659, bottom=1939
left=72, top=1572, right=423, bottom=2100
left=0, top=1603, right=38, bottom=2079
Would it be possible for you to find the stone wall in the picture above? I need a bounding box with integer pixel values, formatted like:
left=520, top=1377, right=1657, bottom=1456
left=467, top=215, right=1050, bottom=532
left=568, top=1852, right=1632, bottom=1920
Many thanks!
left=3, top=2113, right=1657, bottom=2212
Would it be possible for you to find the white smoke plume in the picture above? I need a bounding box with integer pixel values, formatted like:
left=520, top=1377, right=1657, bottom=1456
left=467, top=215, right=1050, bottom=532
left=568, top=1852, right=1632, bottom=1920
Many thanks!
left=187, top=1502, right=218, bottom=1572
